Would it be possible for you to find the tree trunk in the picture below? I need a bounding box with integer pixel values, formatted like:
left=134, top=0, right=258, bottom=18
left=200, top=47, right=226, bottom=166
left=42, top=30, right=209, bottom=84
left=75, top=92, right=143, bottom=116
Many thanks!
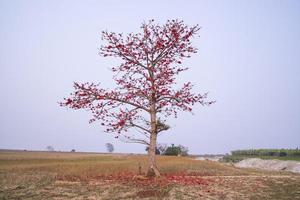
left=147, top=129, right=160, bottom=177
left=146, top=93, right=161, bottom=177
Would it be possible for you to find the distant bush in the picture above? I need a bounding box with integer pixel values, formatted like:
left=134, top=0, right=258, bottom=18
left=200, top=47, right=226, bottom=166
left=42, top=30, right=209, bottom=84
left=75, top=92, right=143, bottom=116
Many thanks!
left=164, top=144, right=181, bottom=156
left=105, top=143, right=114, bottom=153
left=46, top=146, right=54, bottom=152
left=279, top=151, right=287, bottom=157
left=164, top=144, right=189, bottom=156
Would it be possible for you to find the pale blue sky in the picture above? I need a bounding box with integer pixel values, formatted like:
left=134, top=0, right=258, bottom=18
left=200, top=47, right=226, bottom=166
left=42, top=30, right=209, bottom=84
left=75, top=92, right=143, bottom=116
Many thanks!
left=0, top=0, right=299, bottom=154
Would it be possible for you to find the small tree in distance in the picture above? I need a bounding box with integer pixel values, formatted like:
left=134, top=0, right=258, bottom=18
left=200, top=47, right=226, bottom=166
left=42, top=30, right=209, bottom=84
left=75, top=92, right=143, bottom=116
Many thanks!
left=61, top=19, right=214, bottom=177
left=46, top=146, right=54, bottom=152
left=105, top=143, right=114, bottom=153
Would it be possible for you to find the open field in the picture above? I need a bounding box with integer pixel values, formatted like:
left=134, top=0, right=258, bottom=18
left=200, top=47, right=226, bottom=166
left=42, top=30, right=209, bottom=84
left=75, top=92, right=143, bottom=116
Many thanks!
left=0, top=150, right=300, bottom=199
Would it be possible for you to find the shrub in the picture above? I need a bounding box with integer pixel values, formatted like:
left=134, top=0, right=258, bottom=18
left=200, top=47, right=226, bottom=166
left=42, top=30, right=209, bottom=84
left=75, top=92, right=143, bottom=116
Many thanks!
left=164, top=144, right=181, bottom=156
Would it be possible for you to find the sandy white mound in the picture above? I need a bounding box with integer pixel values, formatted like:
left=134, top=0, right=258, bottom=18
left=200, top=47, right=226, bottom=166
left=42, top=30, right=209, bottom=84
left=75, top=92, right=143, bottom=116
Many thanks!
left=235, top=158, right=300, bottom=174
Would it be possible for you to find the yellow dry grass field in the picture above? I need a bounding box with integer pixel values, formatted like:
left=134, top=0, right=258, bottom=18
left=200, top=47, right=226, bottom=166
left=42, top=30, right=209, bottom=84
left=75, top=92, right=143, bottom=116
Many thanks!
left=0, top=150, right=300, bottom=199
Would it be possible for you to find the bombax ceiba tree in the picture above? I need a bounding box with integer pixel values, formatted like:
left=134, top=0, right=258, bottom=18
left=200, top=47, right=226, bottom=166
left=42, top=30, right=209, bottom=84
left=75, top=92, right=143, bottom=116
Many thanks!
left=61, top=19, right=214, bottom=177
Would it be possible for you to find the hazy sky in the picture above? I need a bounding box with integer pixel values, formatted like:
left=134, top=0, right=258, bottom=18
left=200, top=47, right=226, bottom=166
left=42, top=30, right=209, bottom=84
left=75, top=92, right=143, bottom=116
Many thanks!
left=0, top=0, right=299, bottom=154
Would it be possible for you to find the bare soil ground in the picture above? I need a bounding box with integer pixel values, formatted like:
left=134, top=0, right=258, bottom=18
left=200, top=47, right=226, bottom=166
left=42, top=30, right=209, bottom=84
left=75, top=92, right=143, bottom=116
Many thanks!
left=0, top=150, right=300, bottom=199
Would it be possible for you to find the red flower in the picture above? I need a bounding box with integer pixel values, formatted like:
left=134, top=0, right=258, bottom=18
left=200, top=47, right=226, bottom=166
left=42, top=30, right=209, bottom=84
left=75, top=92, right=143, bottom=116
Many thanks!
left=65, top=98, right=72, bottom=105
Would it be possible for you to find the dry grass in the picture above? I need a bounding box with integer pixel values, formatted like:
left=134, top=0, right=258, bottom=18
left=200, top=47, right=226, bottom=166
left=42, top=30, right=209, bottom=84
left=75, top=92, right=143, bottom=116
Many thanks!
left=0, top=151, right=277, bottom=177
left=0, top=150, right=299, bottom=199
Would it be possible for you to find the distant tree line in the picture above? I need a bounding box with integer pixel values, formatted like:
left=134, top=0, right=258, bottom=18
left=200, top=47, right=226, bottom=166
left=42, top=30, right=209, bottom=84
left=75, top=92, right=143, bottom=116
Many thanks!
left=231, top=148, right=300, bottom=157
left=145, top=144, right=189, bottom=156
